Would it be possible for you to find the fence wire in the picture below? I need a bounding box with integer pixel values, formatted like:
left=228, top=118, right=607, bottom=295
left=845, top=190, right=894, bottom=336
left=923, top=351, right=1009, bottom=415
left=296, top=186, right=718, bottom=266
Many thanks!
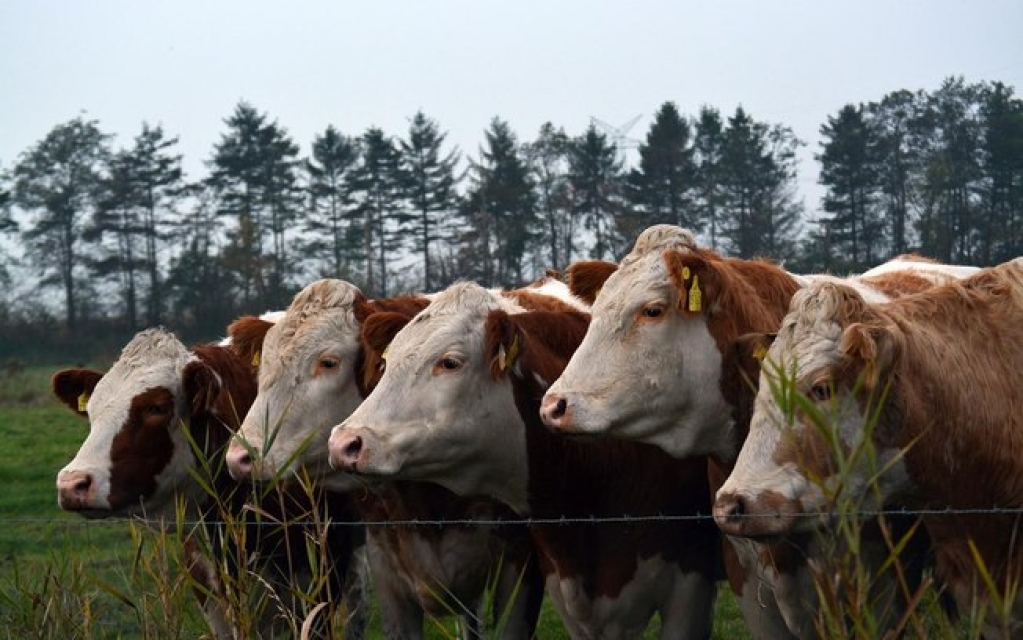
left=5, top=506, right=1023, bottom=529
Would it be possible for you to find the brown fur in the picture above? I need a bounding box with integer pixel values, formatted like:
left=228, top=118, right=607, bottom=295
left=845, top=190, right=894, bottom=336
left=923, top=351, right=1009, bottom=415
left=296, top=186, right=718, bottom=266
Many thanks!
left=502, top=288, right=581, bottom=313
left=825, top=262, right=1023, bottom=615
left=485, top=309, right=721, bottom=602
left=226, top=315, right=275, bottom=366
left=665, top=248, right=802, bottom=354
left=52, top=368, right=104, bottom=416
left=565, top=260, right=619, bottom=305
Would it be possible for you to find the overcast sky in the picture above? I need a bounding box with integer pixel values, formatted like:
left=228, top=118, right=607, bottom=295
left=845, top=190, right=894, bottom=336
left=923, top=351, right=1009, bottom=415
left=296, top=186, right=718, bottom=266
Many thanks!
left=2, top=1, right=1021, bottom=217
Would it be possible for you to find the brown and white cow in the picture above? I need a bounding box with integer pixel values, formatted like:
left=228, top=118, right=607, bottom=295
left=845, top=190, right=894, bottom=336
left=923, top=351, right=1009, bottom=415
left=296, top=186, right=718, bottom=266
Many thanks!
left=52, top=328, right=366, bottom=639
left=329, top=282, right=721, bottom=639
left=539, top=225, right=977, bottom=638
left=715, top=259, right=1023, bottom=636
left=223, top=279, right=545, bottom=639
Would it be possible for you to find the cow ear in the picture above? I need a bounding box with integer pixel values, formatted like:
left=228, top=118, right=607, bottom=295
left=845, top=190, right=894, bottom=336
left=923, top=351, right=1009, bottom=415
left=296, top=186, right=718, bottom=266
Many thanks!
left=52, top=368, right=104, bottom=417
left=840, top=323, right=899, bottom=390
left=227, top=315, right=275, bottom=368
left=664, top=250, right=715, bottom=315
left=182, top=360, right=221, bottom=417
left=360, top=311, right=414, bottom=391
left=484, top=310, right=522, bottom=380
left=566, top=260, right=618, bottom=305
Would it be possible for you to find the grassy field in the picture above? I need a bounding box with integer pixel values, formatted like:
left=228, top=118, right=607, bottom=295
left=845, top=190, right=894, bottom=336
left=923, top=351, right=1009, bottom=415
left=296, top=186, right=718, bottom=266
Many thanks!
left=0, top=365, right=752, bottom=638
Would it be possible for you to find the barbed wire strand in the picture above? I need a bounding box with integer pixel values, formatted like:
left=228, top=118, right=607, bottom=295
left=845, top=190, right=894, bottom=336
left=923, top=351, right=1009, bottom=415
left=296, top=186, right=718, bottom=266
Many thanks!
left=7, top=506, right=1023, bottom=529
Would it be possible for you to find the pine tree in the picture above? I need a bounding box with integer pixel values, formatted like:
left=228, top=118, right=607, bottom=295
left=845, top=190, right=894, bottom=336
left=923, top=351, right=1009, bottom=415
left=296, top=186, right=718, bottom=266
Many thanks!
left=718, top=107, right=803, bottom=259
left=462, top=118, right=537, bottom=286
left=569, top=124, right=625, bottom=260
left=91, top=124, right=183, bottom=329
left=627, top=102, right=697, bottom=238
left=693, top=107, right=727, bottom=250
left=399, top=111, right=461, bottom=291
left=12, top=116, right=110, bottom=332
left=817, top=104, right=884, bottom=270
left=305, top=125, right=361, bottom=279
left=351, top=127, right=404, bottom=296
left=209, top=101, right=302, bottom=311
left=525, top=122, right=572, bottom=270
left=978, top=81, right=1023, bottom=262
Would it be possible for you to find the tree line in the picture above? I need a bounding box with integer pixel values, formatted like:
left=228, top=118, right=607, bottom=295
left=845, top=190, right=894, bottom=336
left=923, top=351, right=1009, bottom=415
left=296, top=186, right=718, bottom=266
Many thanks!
left=1, top=76, right=1020, bottom=363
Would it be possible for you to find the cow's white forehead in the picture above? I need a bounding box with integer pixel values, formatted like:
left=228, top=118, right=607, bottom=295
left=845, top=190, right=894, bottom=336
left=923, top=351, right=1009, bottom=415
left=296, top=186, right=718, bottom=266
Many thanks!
left=771, top=282, right=860, bottom=376
left=592, top=249, right=673, bottom=324
left=388, top=282, right=501, bottom=360
left=89, top=328, right=192, bottom=415
left=262, top=279, right=363, bottom=378
left=620, top=224, right=695, bottom=267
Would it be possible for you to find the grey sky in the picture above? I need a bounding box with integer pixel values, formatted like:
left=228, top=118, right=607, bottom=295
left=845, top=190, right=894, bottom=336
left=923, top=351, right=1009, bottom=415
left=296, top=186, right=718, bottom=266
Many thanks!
left=2, top=0, right=1021, bottom=217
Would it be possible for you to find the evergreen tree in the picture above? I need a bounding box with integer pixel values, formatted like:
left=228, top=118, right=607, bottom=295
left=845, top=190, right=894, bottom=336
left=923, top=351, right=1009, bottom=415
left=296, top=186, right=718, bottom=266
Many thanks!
left=351, top=127, right=404, bottom=296
left=978, top=81, right=1023, bottom=262
left=693, top=106, right=727, bottom=250
left=462, top=118, right=537, bottom=286
left=209, top=101, right=302, bottom=311
left=399, top=111, right=461, bottom=291
left=305, top=125, right=361, bottom=279
left=867, top=90, right=925, bottom=257
left=525, top=122, right=572, bottom=270
left=12, top=116, right=110, bottom=332
left=91, top=124, right=183, bottom=329
left=817, top=104, right=884, bottom=270
left=0, top=164, right=16, bottom=290
left=626, top=102, right=697, bottom=238
left=569, top=124, right=625, bottom=260
left=718, top=107, right=803, bottom=259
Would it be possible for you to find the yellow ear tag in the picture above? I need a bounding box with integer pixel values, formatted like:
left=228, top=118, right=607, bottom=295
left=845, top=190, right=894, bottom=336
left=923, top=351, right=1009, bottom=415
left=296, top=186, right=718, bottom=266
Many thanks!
left=681, top=266, right=691, bottom=281
left=251, top=350, right=261, bottom=367
left=688, top=275, right=702, bottom=313
left=77, top=392, right=89, bottom=412
left=381, top=345, right=390, bottom=362
left=752, top=344, right=768, bottom=362
left=499, top=335, right=520, bottom=371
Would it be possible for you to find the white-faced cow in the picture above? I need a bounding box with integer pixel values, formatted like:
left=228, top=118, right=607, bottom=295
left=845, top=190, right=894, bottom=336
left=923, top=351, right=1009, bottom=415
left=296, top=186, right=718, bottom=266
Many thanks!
left=223, top=279, right=546, bottom=639
left=329, top=281, right=721, bottom=639
left=716, top=259, right=1023, bottom=637
left=52, top=328, right=366, bottom=639
left=540, top=225, right=977, bottom=638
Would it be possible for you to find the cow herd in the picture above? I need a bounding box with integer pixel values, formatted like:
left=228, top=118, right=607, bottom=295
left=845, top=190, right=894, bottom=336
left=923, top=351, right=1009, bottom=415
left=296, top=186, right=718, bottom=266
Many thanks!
left=50, top=223, right=1023, bottom=639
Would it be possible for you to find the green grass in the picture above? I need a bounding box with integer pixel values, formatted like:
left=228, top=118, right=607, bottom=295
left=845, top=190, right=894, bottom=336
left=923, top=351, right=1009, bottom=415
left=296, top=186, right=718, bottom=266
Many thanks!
left=0, top=367, right=748, bottom=638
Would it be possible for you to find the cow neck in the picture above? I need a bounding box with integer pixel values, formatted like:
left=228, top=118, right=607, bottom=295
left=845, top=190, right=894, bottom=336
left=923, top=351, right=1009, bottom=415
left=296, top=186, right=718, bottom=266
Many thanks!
left=703, top=261, right=802, bottom=480
left=188, top=345, right=260, bottom=508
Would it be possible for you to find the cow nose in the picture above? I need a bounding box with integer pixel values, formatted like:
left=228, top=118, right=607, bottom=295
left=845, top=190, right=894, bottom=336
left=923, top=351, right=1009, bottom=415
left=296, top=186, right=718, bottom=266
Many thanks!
left=713, top=492, right=748, bottom=535
left=57, top=470, right=94, bottom=510
left=329, top=432, right=363, bottom=471
left=540, top=394, right=570, bottom=429
left=225, top=443, right=253, bottom=480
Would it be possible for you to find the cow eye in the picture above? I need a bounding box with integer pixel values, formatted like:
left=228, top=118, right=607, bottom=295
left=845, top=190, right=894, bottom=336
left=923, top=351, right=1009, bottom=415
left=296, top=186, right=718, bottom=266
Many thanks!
left=319, top=356, right=340, bottom=370
left=640, top=304, right=665, bottom=320
left=435, top=356, right=463, bottom=373
left=146, top=404, right=171, bottom=417
left=808, top=382, right=832, bottom=402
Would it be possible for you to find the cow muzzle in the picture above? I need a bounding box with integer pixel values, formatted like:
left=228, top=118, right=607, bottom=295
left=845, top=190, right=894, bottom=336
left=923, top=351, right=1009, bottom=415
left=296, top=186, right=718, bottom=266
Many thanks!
left=56, top=469, right=103, bottom=512
left=225, top=439, right=274, bottom=481
left=539, top=393, right=575, bottom=432
left=328, top=425, right=394, bottom=476
left=713, top=489, right=805, bottom=538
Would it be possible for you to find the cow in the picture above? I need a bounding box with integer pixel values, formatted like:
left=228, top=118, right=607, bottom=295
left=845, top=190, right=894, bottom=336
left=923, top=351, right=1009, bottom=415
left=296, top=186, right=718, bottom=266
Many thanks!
left=329, top=281, right=722, bottom=639
left=223, top=279, right=545, bottom=639
left=52, top=327, right=366, bottom=639
left=538, top=224, right=977, bottom=638
left=715, top=259, right=1023, bottom=637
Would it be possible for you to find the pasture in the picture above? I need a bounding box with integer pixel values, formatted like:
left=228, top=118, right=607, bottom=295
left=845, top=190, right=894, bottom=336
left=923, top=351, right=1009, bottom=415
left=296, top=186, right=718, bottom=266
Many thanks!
left=0, top=365, right=752, bottom=638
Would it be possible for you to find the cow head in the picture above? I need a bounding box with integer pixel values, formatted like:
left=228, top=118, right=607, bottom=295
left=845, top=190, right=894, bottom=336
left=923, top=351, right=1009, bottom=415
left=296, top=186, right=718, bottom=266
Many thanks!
left=53, top=329, right=236, bottom=520
left=542, top=232, right=760, bottom=461
left=225, top=279, right=372, bottom=486
left=715, top=281, right=908, bottom=538
left=328, top=282, right=532, bottom=513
